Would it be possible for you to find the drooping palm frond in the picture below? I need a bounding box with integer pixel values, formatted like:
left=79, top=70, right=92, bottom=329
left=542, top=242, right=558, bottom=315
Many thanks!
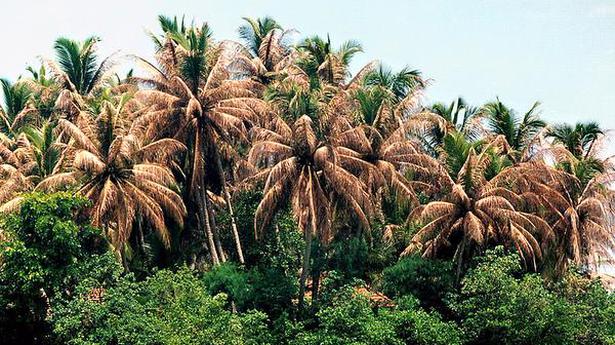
left=39, top=92, right=186, bottom=255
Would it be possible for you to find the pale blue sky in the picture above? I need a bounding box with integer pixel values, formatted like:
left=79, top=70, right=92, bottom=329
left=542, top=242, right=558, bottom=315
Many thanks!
left=3, top=0, right=615, bottom=140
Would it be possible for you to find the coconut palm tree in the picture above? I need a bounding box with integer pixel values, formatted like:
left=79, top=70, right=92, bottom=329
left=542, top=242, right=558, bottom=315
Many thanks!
left=558, top=158, right=615, bottom=270
left=23, top=65, right=61, bottom=122
left=51, top=37, right=116, bottom=96
left=238, top=17, right=282, bottom=56
left=481, top=98, right=545, bottom=161
left=20, top=121, right=64, bottom=179
left=427, top=97, right=483, bottom=148
left=38, top=92, right=187, bottom=258
left=233, top=18, right=296, bottom=85
left=546, top=121, right=604, bottom=159
left=490, top=157, right=615, bottom=274
left=134, top=16, right=267, bottom=264
left=298, top=35, right=362, bottom=86
left=0, top=120, right=64, bottom=210
left=350, top=64, right=425, bottom=132
left=335, top=118, right=449, bottom=211
left=0, top=135, right=37, bottom=209
left=249, top=115, right=373, bottom=309
left=363, top=64, right=425, bottom=104
left=405, top=141, right=553, bottom=271
left=0, top=78, right=34, bottom=136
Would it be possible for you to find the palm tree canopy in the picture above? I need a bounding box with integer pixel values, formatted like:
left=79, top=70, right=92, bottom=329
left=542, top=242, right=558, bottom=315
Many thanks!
left=547, top=121, right=604, bottom=158
left=53, top=36, right=113, bottom=95
left=1, top=78, right=32, bottom=118
left=482, top=99, right=545, bottom=152
left=298, top=35, right=362, bottom=86
left=238, top=16, right=282, bottom=55
left=363, top=64, right=424, bottom=103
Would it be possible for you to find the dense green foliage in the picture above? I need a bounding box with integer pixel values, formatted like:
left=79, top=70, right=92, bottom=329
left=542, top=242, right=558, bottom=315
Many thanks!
left=53, top=268, right=272, bottom=345
left=0, top=193, right=120, bottom=343
left=452, top=249, right=615, bottom=345
left=1, top=193, right=612, bottom=344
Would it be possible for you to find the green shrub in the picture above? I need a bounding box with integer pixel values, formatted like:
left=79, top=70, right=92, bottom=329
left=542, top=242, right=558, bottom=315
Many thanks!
left=382, top=255, right=455, bottom=311
left=384, top=296, right=463, bottom=345
left=0, top=193, right=120, bottom=344
left=52, top=268, right=272, bottom=345
left=292, top=286, right=462, bottom=345
left=451, top=247, right=615, bottom=345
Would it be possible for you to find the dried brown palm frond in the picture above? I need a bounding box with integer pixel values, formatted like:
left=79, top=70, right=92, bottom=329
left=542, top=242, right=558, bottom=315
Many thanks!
left=250, top=115, right=374, bottom=242
left=131, top=22, right=269, bottom=264
left=0, top=129, right=64, bottom=210
left=404, top=144, right=555, bottom=270
left=38, top=93, right=186, bottom=255
left=343, top=60, right=379, bottom=91
left=249, top=114, right=376, bottom=309
left=492, top=156, right=615, bottom=274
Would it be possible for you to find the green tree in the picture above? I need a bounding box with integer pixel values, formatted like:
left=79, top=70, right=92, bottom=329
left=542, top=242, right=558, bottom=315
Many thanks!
left=52, top=268, right=272, bottom=345
left=0, top=192, right=121, bottom=344
left=451, top=247, right=615, bottom=345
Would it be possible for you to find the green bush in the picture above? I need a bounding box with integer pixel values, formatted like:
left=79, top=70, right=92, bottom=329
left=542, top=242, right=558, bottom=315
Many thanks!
left=451, top=247, right=615, bottom=345
left=385, top=296, right=463, bottom=345
left=0, top=192, right=121, bottom=344
left=382, top=255, right=454, bottom=311
left=52, top=268, right=272, bottom=345
left=203, top=262, right=252, bottom=308
left=292, top=286, right=462, bottom=345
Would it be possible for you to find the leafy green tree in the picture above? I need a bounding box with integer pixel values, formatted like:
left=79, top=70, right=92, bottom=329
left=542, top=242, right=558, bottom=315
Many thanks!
left=451, top=247, right=615, bottom=345
left=292, top=286, right=462, bottom=345
left=0, top=192, right=121, bottom=344
left=52, top=268, right=272, bottom=345
left=382, top=255, right=454, bottom=311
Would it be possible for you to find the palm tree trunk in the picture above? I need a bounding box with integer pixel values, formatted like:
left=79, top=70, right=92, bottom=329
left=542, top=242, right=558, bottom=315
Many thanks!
left=298, top=229, right=312, bottom=312
left=311, top=242, right=324, bottom=305
left=454, top=237, right=466, bottom=285
left=215, top=153, right=244, bottom=264
left=207, top=200, right=227, bottom=263
left=584, top=139, right=596, bottom=159
left=223, top=185, right=245, bottom=264
left=199, top=188, right=219, bottom=265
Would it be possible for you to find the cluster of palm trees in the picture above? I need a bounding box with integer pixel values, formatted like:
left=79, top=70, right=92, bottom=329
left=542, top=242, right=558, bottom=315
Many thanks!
left=1, top=15, right=614, bottom=297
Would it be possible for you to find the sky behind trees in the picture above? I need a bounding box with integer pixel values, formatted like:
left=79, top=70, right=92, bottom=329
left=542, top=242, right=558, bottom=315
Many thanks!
left=3, top=0, right=615, bottom=150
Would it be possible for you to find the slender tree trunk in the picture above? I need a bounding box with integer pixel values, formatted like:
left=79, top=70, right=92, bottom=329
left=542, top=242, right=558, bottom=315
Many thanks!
left=223, top=185, right=245, bottom=264
left=311, top=242, right=324, bottom=305
left=584, top=139, right=596, bottom=159
left=207, top=199, right=227, bottom=263
left=214, top=153, right=244, bottom=264
left=298, top=229, right=313, bottom=312
left=199, top=188, right=219, bottom=265
left=454, top=238, right=466, bottom=285
left=137, top=216, right=145, bottom=255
